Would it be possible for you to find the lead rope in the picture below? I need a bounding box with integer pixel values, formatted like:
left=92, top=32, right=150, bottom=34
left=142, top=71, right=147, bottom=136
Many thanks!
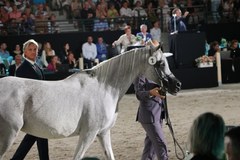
left=154, top=67, right=185, bottom=160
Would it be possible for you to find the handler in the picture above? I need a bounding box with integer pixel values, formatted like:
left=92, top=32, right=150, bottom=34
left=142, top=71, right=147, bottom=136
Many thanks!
left=133, top=75, right=168, bottom=160
left=11, top=39, right=49, bottom=160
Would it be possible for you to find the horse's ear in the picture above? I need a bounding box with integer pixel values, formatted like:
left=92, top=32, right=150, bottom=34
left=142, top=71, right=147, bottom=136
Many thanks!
left=148, top=56, right=157, bottom=65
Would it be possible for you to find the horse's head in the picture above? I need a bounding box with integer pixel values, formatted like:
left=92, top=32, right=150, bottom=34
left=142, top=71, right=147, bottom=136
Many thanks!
left=144, top=40, right=181, bottom=95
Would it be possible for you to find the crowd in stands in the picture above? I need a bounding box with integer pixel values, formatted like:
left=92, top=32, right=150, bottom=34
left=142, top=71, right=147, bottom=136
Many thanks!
left=0, top=0, right=240, bottom=35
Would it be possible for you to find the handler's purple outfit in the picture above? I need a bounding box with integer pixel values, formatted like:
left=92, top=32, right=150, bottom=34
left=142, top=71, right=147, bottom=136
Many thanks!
left=134, top=76, right=168, bottom=160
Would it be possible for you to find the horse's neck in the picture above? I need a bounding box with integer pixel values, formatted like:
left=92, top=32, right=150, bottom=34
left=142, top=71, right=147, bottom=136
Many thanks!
left=94, top=48, right=149, bottom=99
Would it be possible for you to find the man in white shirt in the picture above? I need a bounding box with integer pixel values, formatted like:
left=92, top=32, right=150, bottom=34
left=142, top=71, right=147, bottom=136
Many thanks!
left=82, top=36, right=97, bottom=69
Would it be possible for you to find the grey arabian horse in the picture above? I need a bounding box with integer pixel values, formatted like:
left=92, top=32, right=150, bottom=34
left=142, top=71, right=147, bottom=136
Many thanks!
left=0, top=45, right=181, bottom=160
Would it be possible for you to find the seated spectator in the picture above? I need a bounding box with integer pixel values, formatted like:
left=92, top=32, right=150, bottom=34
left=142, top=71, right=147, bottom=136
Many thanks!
left=96, top=3, right=107, bottom=18
left=59, top=42, right=70, bottom=63
left=159, top=0, right=170, bottom=32
left=146, top=2, right=159, bottom=25
left=229, top=39, right=240, bottom=58
left=0, top=42, right=13, bottom=65
left=41, top=42, right=56, bottom=67
left=187, top=112, right=225, bottom=160
left=107, top=3, right=119, bottom=18
left=47, top=55, right=59, bottom=72
left=35, top=4, right=49, bottom=19
left=63, top=51, right=76, bottom=69
left=0, top=58, right=6, bottom=75
left=112, top=25, right=136, bottom=53
left=136, top=24, right=152, bottom=44
left=86, top=0, right=96, bottom=10
left=71, top=0, right=82, bottom=19
left=150, top=20, right=161, bottom=43
left=96, top=36, right=108, bottom=62
left=221, top=0, right=234, bottom=22
left=225, top=126, right=240, bottom=160
left=8, top=54, right=22, bottom=76
left=82, top=36, right=97, bottom=69
left=81, top=1, right=95, bottom=31
left=13, top=44, right=22, bottom=55
left=21, top=13, right=35, bottom=34
left=208, top=41, right=220, bottom=57
left=48, top=13, right=59, bottom=33
left=0, top=6, right=9, bottom=23
left=120, top=1, right=133, bottom=17
left=132, top=0, right=147, bottom=17
left=4, top=1, right=12, bottom=13
left=9, top=5, right=22, bottom=22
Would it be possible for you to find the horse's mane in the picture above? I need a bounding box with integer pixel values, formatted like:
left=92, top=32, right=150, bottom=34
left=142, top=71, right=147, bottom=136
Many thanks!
left=83, top=47, right=149, bottom=97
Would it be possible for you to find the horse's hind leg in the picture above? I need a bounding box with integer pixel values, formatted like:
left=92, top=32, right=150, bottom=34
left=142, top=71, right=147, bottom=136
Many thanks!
left=73, top=129, right=98, bottom=160
left=0, top=117, right=22, bottom=159
left=98, top=129, right=115, bottom=160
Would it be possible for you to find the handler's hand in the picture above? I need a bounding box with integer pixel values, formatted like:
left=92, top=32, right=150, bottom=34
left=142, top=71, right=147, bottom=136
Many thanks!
left=149, top=87, right=166, bottom=99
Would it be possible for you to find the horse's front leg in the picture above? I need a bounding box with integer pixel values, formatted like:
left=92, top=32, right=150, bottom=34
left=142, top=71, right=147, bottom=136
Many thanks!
left=73, top=128, right=98, bottom=160
left=97, top=129, right=115, bottom=160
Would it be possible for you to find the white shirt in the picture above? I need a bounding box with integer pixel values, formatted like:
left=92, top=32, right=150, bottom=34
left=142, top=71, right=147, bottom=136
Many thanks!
left=120, top=7, right=133, bottom=17
left=150, top=27, right=161, bottom=42
left=82, top=42, right=97, bottom=60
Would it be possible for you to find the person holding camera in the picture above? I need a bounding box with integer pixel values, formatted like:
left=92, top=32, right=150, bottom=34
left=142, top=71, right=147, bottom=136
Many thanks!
left=133, top=75, right=168, bottom=160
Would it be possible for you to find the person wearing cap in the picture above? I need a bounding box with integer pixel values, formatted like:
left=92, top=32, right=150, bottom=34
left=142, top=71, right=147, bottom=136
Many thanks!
left=133, top=41, right=168, bottom=159
left=11, top=39, right=49, bottom=160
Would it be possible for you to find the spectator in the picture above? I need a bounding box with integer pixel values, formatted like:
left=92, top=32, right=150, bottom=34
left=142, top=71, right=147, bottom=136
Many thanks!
left=229, top=39, right=240, bottom=58
left=71, top=0, right=82, bottom=19
left=136, top=24, right=152, bottom=44
left=3, top=1, right=13, bottom=13
left=210, top=0, right=221, bottom=23
left=221, top=0, right=234, bottom=22
left=41, top=42, right=56, bottom=67
left=96, top=3, right=107, bottom=18
left=150, top=20, right=161, bottom=43
left=47, top=55, right=59, bottom=72
left=8, top=54, right=22, bottom=76
left=13, top=44, right=22, bottom=55
left=132, top=0, right=147, bottom=17
left=187, top=112, right=225, bottom=160
left=59, top=42, right=70, bottom=63
left=0, top=42, right=13, bottom=65
left=35, top=4, right=49, bottom=20
left=112, top=25, right=136, bottom=53
left=208, top=41, right=220, bottom=57
left=81, top=1, right=95, bottom=31
left=21, top=13, right=35, bottom=34
left=107, top=3, right=119, bottom=18
left=0, top=6, right=9, bottom=24
left=146, top=2, right=159, bottom=25
left=82, top=36, right=97, bottom=69
left=225, top=126, right=240, bottom=160
left=99, top=0, right=108, bottom=14
left=9, top=5, right=22, bottom=22
left=159, top=0, right=170, bottom=32
left=168, top=7, right=189, bottom=33
left=96, top=36, right=108, bottom=62
left=120, top=1, right=133, bottom=17
left=63, top=51, right=76, bottom=69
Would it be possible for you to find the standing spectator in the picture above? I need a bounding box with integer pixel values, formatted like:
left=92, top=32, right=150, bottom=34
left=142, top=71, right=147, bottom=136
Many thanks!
left=11, top=39, right=49, bottom=160
left=225, top=126, right=240, bottom=160
left=41, top=42, right=56, bottom=67
left=150, top=20, right=161, bottom=43
left=187, top=112, right=225, bottom=160
left=136, top=24, right=152, bottom=44
left=133, top=75, right=168, bottom=160
left=112, top=25, right=136, bottom=53
left=96, top=36, right=108, bottom=62
left=8, top=54, right=22, bottom=76
left=82, top=36, right=97, bottom=69
left=168, top=7, right=189, bottom=33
